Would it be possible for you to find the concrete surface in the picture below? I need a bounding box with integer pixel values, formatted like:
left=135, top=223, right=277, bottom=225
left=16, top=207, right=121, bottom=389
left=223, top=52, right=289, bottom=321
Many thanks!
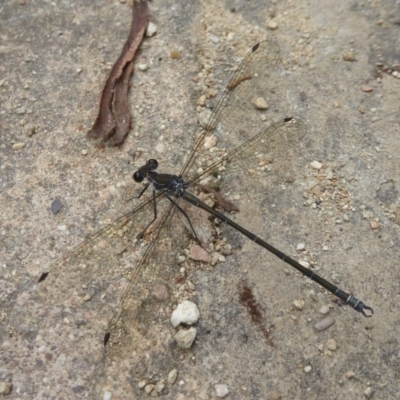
left=1, top=0, right=400, bottom=399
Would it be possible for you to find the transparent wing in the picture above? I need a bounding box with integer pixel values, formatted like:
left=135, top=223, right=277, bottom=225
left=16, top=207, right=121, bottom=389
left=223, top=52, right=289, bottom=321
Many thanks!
left=181, top=40, right=287, bottom=181
left=90, top=196, right=210, bottom=398
left=104, top=201, right=183, bottom=357
left=37, top=194, right=171, bottom=311
left=191, top=118, right=307, bottom=204
left=8, top=192, right=179, bottom=372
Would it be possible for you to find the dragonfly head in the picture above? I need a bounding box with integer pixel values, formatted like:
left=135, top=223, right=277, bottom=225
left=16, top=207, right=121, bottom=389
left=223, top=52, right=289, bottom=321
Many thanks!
left=133, top=159, right=159, bottom=182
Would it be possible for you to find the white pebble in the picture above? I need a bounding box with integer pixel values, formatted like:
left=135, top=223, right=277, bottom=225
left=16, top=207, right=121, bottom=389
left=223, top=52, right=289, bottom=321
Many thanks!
left=310, top=160, right=322, bottom=170
left=155, top=381, right=165, bottom=393
left=155, top=142, right=165, bottom=153
left=267, top=20, right=279, bottom=30
left=299, top=260, right=310, bottom=268
left=138, top=63, right=148, bottom=71
left=103, top=391, right=112, bottom=400
left=293, top=299, right=304, bottom=310
left=304, top=365, right=312, bottom=373
left=204, top=135, right=217, bottom=149
left=146, top=22, right=157, bottom=37
left=364, top=387, right=373, bottom=398
left=174, top=327, right=197, bottom=349
left=171, top=300, right=200, bottom=327
left=138, top=380, right=147, bottom=389
left=144, top=384, right=154, bottom=394
left=319, top=305, right=330, bottom=315
left=215, top=384, right=229, bottom=398
left=209, top=34, right=220, bottom=43
left=296, top=243, right=306, bottom=251
left=12, top=142, right=26, bottom=150
left=254, top=97, right=269, bottom=109
left=168, top=369, right=178, bottom=385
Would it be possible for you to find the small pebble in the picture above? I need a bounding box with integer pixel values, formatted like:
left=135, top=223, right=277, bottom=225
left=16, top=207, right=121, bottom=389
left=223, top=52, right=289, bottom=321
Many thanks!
left=15, top=106, right=26, bottom=114
left=51, top=198, right=63, bottom=215
left=209, top=34, right=220, bottom=43
left=362, top=85, right=373, bottom=92
left=310, top=160, right=322, bottom=170
left=12, top=142, right=26, bottom=150
left=296, top=243, right=306, bottom=251
left=196, top=95, right=207, bottom=106
left=152, top=283, right=169, bottom=301
left=322, top=245, right=329, bottom=251
left=215, top=384, right=229, bottom=398
left=314, top=316, right=335, bottom=331
left=267, top=20, right=279, bottom=30
left=325, top=168, right=333, bottom=179
left=171, top=300, right=200, bottom=327
left=189, top=244, right=211, bottom=262
left=23, top=122, right=37, bottom=136
left=198, top=109, right=213, bottom=128
left=155, top=142, right=164, bottom=153
left=345, top=371, right=355, bottom=379
left=81, top=149, right=88, bottom=155
left=144, top=384, right=154, bottom=394
left=83, top=293, right=91, bottom=302
left=103, top=391, right=112, bottom=400
left=155, top=381, right=165, bottom=393
left=138, top=63, right=148, bottom=71
left=326, top=338, right=337, bottom=351
left=174, top=327, right=197, bottom=349
left=270, top=389, right=282, bottom=400
left=364, top=386, right=374, bottom=398
left=204, top=135, right=217, bottom=149
left=0, top=382, right=12, bottom=395
left=138, top=380, right=147, bottom=389
left=146, top=22, right=157, bottom=37
left=319, top=305, right=330, bottom=315
left=168, top=369, right=178, bottom=385
left=170, top=49, right=181, bottom=59
left=370, top=221, right=379, bottom=229
left=343, top=52, right=356, bottom=62
left=293, top=299, right=304, bottom=310
left=299, top=260, right=310, bottom=268
left=254, top=97, right=269, bottom=109
left=304, top=365, right=312, bottom=373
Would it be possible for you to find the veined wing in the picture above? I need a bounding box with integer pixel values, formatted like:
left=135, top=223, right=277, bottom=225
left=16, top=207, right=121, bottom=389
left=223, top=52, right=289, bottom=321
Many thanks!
left=180, top=40, right=284, bottom=181
left=91, top=193, right=206, bottom=398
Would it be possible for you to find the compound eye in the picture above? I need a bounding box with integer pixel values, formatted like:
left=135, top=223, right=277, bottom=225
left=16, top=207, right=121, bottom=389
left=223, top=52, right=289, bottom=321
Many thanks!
left=133, top=171, right=144, bottom=182
left=147, top=159, right=158, bottom=170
